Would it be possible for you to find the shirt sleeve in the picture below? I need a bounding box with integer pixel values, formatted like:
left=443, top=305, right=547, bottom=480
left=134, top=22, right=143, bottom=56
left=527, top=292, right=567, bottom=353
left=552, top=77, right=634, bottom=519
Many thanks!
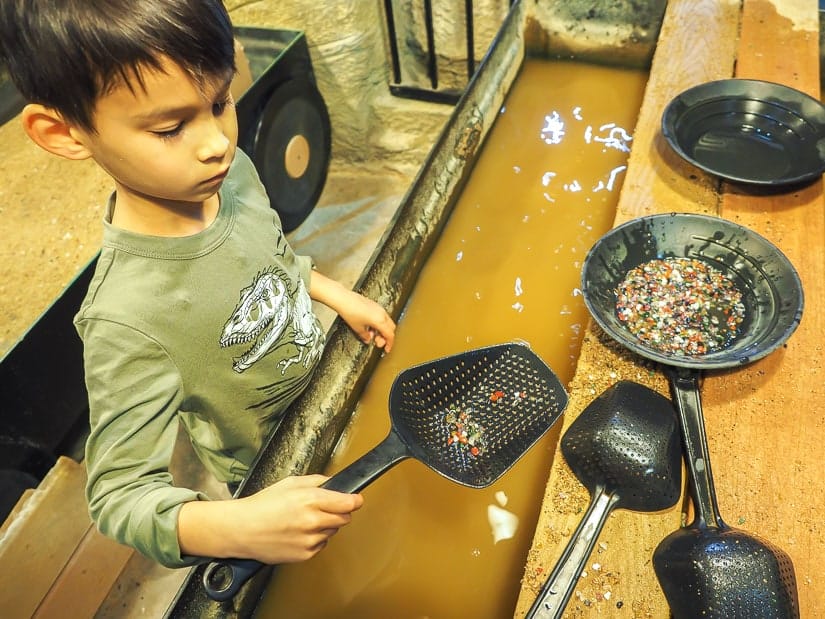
left=232, top=148, right=316, bottom=287
left=79, top=318, right=208, bottom=568
left=294, top=253, right=315, bottom=289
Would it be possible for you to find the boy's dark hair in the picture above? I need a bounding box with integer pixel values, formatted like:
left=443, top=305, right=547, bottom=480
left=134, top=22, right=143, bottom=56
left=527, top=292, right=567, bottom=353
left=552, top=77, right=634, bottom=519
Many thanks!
left=0, top=0, right=236, bottom=132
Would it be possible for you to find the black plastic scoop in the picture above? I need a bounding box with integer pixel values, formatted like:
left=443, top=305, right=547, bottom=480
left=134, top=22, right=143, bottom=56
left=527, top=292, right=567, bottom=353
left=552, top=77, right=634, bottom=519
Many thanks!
left=581, top=214, right=802, bottom=617
left=651, top=374, right=799, bottom=618
left=203, top=342, right=568, bottom=601
left=525, top=380, right=682, bottom=618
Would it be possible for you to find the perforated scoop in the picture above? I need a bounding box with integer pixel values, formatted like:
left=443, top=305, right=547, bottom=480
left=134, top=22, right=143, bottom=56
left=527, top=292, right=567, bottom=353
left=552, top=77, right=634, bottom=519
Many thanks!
left=654, top=523, right=799, bottom=618
left=652, top=372, right=800, bottom=619
left=204, top=342, right=568, bottom=601
left=526, top=381, right=682, bottom=618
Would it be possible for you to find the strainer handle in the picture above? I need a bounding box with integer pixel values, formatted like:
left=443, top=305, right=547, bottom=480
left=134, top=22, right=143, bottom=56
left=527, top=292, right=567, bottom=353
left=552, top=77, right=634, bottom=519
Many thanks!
left=321, top=430, right=411, bottom=493
left=202, top=557, right=266, bottom=601
left=525, top=487, right=619, bottom=618
left=667, top=368, right=724, bottom=528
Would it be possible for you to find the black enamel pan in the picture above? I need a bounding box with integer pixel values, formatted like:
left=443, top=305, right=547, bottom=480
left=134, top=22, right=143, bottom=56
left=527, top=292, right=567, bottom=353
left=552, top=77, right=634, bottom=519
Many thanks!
left=662, top=78, right=825, bottom=187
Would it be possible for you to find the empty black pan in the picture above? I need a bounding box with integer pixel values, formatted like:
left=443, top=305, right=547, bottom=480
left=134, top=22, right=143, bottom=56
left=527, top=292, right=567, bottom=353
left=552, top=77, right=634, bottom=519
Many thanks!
left=662, top=78, right=825, bottom=186
left=581, top=213, right=802, bottom=617
left=203, top=342, right=568, bottom=601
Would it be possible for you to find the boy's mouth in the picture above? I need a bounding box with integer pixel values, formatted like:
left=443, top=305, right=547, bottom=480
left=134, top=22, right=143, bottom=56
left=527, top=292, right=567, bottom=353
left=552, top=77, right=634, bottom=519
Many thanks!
left=202, top=168, right=229, bottom=186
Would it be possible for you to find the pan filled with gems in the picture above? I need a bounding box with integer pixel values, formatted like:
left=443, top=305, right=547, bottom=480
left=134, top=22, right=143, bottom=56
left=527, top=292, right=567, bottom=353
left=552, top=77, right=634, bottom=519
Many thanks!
left=580, top=213, right=803, bottom=369
left=580, top=213, right=804, bottom=615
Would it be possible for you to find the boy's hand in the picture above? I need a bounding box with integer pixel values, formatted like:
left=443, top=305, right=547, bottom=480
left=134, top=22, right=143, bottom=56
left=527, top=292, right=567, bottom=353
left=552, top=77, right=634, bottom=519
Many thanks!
left=309, top=271, right=396, bottom=352
left=178, top=474, right=363, bottom=564
left=228, top=475, right=363, bottom=564
left=337, top=290, right=396, bottom=352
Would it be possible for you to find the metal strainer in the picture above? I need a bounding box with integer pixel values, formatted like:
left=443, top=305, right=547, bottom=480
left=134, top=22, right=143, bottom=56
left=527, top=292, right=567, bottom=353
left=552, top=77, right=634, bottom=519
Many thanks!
left=204, top=342, right=568, bottom=601
left=526, top=381, right=682, bottom=618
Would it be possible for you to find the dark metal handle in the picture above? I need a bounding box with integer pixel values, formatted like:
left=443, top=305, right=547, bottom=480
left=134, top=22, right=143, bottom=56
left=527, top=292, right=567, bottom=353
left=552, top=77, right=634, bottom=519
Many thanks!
left=526, top=487, right=619, bottom=618
left=666, top=367, right=724, bottom=528
left=202, top=431, right=411, bottom=601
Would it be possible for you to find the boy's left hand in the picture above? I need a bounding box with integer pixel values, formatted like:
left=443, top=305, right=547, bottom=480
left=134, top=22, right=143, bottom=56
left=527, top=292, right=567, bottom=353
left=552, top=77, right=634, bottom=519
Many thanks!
left=309, top=271, right=396, bottom=352
left=338, top=290, right=396, bottom=352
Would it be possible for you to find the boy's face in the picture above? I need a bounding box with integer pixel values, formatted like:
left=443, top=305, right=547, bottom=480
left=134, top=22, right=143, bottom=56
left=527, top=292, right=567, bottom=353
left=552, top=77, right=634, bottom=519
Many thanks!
left=70, top=56, right=238, bottom=211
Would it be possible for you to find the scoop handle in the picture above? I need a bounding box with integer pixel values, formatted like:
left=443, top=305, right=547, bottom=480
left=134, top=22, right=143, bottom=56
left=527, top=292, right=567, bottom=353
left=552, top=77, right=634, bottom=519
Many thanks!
left=525, top=487, right=619, bottom=618
left=202, top=558, right=266, bottom=602
left=202, top=431, right=410, bottom=601
left=321, top=430, right=411, bottom=493
left=666, top=367, right=724, bottom=528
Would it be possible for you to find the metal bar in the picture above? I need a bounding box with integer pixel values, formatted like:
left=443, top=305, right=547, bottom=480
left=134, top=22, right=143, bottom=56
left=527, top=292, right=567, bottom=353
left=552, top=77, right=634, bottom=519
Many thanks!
left=389, top=84, right=461, bottom=105
left=423, top=0, right=438, bottom=89
left=383, top=0, right=402, bottom=84
left=465, top=0, right=475, bottom=78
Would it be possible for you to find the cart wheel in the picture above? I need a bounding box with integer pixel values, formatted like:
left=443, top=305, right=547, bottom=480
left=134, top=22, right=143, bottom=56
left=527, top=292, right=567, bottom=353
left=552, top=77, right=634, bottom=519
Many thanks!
left=251, top=77, right=332, bottom=232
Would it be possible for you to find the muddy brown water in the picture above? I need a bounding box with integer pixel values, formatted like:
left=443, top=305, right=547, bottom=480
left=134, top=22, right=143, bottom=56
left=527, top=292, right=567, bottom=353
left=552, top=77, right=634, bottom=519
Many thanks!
left=255, top=59, right=647, bottom=618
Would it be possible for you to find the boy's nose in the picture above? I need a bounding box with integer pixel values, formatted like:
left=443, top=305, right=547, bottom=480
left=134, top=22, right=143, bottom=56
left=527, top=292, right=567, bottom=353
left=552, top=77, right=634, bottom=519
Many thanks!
left=197, top=122, right=231, bottom=162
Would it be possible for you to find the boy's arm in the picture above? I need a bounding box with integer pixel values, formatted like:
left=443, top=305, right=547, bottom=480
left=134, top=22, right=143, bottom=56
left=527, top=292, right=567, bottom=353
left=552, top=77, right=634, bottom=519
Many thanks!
left=177, top=475, right=363, bottom=563
left=81, top=321, right=206, bottom=568
left=81, top=305, right=365, bottom=567
left=308, top=270, right=396, bottom=352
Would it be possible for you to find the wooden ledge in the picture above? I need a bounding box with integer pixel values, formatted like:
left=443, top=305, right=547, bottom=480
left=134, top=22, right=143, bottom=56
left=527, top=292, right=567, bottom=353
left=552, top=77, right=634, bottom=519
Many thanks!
left=0, top=457, right=133, bottom=618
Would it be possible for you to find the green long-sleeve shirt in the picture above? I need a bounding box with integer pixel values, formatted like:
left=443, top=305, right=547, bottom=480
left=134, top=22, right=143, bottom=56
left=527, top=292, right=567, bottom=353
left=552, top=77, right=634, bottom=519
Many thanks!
left=76, top=150, right=325, bottom=567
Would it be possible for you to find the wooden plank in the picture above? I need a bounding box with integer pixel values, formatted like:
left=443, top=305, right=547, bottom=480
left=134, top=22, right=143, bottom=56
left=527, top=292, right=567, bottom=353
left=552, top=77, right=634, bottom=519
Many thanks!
left=514, top=1, right=742, bottom=617
left=0, top=488, right=36, bottom=538
left=33, top=524, right=133, bottom=619
left=703, top=1, right=825, bottom=617
left=612, top=0, right=741, bottom=223
left=0, top=457, right=90, bottom=618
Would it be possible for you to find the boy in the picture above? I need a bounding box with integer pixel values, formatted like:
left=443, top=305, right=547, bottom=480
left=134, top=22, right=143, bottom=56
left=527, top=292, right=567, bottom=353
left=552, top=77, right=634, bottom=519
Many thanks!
left=0, top=0, right=396, bottom=568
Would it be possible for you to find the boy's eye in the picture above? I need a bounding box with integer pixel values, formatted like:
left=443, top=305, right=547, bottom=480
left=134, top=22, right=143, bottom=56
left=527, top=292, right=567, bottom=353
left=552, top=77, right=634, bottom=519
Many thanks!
left=213, top=94, right=233, bottom=116
left=152, top=123, right=184, bottom=139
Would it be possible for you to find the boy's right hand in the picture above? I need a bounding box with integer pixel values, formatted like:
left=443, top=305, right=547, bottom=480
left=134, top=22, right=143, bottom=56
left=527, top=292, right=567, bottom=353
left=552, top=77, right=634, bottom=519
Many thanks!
left=227, top=475, right=363, bottom=564
left=177, top=474, right=363, bottom=564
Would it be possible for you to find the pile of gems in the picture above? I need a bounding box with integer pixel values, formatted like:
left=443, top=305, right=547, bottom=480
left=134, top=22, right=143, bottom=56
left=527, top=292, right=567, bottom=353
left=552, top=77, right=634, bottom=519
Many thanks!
left=445, top=407, right=488, bottom=457
left=615, top=256, right=746, bottom=355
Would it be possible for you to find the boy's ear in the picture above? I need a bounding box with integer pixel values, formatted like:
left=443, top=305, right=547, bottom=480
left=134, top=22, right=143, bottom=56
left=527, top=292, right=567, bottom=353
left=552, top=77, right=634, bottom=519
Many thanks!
left=20, top=104, right=93, bottom=160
